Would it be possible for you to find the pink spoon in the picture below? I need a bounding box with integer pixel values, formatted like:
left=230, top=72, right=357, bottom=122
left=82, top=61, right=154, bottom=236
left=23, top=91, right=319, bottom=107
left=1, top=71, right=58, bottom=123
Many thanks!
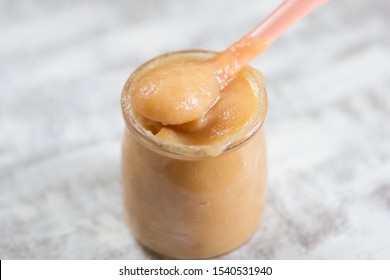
left=210, top=0, right=328, bottom=87
left=131, top=0, right=328, bottom=125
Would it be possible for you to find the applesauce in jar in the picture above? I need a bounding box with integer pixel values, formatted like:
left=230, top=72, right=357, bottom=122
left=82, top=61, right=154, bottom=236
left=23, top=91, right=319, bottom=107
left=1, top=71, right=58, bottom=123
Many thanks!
left=121, top=50, right=268, bottom=259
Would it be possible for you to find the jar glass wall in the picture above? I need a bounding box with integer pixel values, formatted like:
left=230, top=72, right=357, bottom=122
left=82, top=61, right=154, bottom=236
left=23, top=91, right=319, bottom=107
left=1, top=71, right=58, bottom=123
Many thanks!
left=121, top=50, right=268, bottom=259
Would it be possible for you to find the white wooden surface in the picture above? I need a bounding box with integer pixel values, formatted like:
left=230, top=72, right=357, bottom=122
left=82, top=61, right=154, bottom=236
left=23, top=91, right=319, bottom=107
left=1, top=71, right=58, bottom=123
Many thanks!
left=1, top=0, right=389, bottom=259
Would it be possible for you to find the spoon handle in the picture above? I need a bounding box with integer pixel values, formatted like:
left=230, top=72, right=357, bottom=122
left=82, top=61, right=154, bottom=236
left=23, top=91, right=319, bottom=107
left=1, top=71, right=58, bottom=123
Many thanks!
left=248, top=0, right=328, bottom=44
left=210, top=0, right=328, bottom=85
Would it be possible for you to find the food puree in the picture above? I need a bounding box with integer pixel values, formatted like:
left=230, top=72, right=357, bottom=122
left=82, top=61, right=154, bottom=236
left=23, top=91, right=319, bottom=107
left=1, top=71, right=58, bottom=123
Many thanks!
left=131, top=37, right=268, bottom=128
left=130, top=50, right=266, bottom=149
left=121, top=51, right=268, bottom=259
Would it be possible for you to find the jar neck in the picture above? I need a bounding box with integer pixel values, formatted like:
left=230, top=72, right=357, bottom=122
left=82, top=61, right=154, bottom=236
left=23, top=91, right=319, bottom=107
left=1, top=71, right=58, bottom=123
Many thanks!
left=121, top=50, right=267, bottom=160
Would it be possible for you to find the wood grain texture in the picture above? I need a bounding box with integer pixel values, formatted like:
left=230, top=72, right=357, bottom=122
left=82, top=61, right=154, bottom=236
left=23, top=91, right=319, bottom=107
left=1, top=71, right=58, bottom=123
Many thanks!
left=0, top=0, right=389, bottom=259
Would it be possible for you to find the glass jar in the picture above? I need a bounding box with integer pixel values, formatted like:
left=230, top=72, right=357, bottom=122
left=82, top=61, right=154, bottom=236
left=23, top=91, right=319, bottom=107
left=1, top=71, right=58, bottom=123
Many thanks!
left=121, top=50, right=268, bottom=259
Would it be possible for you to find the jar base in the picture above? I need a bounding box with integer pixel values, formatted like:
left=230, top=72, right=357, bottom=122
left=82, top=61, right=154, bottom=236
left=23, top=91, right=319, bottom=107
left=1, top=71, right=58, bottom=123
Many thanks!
left=132, top=220, right=263, bottom=260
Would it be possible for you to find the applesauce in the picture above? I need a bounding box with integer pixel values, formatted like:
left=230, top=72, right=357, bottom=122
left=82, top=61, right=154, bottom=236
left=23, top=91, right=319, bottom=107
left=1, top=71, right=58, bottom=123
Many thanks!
left=121, top=50, right=268, bottom=259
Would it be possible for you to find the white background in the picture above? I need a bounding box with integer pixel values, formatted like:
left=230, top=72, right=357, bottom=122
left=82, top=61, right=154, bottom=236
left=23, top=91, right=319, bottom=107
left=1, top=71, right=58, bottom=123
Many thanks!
left=2, top=260, right=390, bottom=280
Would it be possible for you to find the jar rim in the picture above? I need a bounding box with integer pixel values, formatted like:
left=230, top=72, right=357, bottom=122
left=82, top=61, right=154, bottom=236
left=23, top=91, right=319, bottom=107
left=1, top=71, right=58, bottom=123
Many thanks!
left=121, top=50, right=268, bottom=160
